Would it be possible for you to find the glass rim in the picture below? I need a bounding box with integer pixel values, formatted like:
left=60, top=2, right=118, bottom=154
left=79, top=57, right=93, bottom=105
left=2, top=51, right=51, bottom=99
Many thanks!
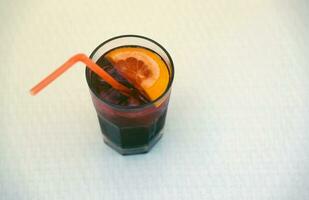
left=85, top=34, right=175, bottom=110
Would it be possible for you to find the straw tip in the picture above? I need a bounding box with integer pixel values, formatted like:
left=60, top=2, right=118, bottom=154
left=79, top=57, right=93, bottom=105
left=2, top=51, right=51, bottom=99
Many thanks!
left=29, top=89, right=36, bottom=96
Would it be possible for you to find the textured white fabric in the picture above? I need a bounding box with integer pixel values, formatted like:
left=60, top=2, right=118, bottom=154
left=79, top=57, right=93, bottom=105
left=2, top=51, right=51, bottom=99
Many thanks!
left=1, top=0, right=308, bottom=199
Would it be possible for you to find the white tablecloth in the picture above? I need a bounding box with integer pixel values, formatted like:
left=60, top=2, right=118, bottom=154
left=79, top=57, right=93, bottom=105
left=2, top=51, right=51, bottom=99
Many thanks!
left=1, top=0, right=308, bottom=199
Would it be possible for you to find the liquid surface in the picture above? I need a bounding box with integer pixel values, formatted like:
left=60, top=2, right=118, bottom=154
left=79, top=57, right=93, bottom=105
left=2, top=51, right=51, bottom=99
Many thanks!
left=90, top=46, right=169, bottom=107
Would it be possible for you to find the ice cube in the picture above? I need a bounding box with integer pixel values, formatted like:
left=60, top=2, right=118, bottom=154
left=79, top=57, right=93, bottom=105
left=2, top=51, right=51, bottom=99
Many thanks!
left=93, top=56, right=150, bottom=106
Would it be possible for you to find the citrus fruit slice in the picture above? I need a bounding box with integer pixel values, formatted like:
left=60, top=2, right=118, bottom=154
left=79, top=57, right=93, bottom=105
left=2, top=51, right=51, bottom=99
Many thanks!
left=105, top=47, right=169, bottom=101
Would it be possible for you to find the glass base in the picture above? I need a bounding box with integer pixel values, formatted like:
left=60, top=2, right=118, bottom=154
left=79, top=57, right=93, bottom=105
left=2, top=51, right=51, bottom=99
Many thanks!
left=97, top=110, right=167, bottom=155
left=103, top=131, right=163, bottom=155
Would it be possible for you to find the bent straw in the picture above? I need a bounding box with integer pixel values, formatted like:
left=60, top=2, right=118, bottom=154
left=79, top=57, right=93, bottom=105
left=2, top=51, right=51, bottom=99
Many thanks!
left=30, top=53, right=131, bottom=96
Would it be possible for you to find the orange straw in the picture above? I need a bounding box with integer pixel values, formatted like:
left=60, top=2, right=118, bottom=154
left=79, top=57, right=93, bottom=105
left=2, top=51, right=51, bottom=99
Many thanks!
left=30, top=53, right=131, bottom=96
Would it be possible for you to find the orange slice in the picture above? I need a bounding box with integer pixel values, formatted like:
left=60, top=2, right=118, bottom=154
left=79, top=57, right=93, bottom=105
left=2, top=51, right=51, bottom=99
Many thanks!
left=105, top=47, right=169, bottom=101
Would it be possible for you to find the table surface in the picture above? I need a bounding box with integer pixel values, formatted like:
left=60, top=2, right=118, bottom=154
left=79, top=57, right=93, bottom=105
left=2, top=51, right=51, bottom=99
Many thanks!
left=1, top=0, right=308, bottom=199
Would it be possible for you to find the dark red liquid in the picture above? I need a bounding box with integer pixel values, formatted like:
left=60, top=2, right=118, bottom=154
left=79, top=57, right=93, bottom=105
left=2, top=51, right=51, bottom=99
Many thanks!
left=88, top=46, right=170, bottom=155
